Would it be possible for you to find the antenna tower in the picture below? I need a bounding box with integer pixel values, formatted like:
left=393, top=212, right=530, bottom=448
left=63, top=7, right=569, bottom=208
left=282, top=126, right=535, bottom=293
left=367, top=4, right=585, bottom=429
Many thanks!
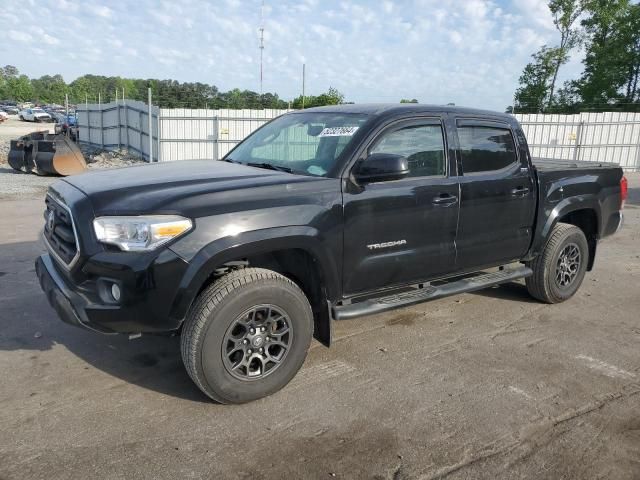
left=259, top=0, right=265, bottom=96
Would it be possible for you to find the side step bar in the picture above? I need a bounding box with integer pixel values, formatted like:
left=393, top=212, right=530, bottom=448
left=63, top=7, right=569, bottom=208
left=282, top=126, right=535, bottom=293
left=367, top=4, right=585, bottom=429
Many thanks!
left=333, top=266, right=533, bottom=320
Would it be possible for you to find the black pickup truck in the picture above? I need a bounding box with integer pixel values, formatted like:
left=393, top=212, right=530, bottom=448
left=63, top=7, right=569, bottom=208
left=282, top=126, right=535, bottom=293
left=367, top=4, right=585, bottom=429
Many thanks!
left=35, top=104, right=627, bottom=403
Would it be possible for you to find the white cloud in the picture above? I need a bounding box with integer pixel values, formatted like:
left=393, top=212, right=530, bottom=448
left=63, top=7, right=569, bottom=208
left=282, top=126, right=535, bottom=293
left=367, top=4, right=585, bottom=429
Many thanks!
left=8, top=30, right=32, bottom=43
left=151, top=11, right=172, bottom=27
left=42, top=33, right=60, bottom=45
left=0, top=0, right=567, bottom=111
left=449, top=30, right=463, bottom=45
left=88, top=4, right=112, bottom=18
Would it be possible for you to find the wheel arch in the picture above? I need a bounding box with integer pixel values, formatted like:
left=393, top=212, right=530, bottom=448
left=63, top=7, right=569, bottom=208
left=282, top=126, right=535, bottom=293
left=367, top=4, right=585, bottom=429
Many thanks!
left=169, top=226, right=339, bottom=346
left=534, top=200, right=601, bottom=271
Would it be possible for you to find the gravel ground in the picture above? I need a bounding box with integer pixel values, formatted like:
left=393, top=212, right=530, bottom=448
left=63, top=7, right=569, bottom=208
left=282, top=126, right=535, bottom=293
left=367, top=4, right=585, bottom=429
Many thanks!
left=0, top=116, right=145, bottom=199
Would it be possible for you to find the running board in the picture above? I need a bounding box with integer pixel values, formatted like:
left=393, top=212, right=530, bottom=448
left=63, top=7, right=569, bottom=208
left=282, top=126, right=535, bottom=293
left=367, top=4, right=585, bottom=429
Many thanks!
left=333, top=266, right=533, bottom=320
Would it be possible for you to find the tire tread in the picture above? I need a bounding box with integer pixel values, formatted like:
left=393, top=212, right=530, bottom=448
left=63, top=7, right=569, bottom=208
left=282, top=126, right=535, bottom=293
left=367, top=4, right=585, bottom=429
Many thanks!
left=180, top=267, right=307, bottom=403
left=526, top=223, right=585, bottom=303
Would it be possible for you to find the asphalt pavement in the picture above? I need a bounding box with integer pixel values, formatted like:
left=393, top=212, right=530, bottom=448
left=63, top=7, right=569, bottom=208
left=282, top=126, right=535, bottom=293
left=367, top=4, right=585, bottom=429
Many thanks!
left=0, top=174, right=639, bottom=479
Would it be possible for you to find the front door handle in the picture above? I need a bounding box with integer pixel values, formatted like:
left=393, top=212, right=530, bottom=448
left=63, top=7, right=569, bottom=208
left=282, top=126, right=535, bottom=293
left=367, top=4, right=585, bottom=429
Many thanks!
left=511, top=187, right=530, bottom=197
left=432, top=193, right=458, bottom=206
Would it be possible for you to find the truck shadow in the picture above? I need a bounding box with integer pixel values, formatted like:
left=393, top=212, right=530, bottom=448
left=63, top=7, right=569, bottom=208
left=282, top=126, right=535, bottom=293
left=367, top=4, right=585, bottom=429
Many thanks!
left=0, top=240, right=209, bottom=403
left=469, top=281, right=540, bottom=304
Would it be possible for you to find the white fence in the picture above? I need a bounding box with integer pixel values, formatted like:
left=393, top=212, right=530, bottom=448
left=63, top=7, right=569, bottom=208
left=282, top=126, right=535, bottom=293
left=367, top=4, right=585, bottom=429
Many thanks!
left=514, top=112, right=640, bottom=171
left=77, top=100, right=287, bottom=162
left=77, top=103, right=640, bottom=171
left=77, top=100, right=160, bottom=161
left=159, top=108, right=289, bottom=161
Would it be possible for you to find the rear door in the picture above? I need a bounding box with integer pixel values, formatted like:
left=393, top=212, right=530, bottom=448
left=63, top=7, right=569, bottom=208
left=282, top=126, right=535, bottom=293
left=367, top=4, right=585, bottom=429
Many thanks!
left=453, top=118, right=535, bottom=270
left=342, top=116, right=459, bottom=295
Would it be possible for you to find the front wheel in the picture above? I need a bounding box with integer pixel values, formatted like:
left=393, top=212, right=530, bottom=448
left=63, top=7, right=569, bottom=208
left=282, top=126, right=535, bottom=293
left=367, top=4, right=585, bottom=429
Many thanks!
left=526, top=223, right=589, bottom=303
left=181, top=267, right=313, bottom=404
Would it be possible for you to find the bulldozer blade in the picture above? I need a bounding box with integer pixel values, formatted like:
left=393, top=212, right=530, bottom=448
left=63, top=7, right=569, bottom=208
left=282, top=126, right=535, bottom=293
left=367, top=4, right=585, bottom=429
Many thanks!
left=8, top=139, right=28, bottom=172
left=46, top=134, right=87, bottom=176
left=8, top=131, right=87, bottom=176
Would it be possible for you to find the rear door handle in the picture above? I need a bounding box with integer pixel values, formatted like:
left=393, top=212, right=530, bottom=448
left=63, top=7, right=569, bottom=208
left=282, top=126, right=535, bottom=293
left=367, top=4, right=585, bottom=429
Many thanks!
left=432, top=193, right=458, bottom=206
left=511, top=187, right=530, bottom=197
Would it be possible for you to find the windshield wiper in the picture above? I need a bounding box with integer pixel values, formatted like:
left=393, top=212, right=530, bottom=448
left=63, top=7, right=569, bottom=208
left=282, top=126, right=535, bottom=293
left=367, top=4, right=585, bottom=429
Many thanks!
left=247, top=162, right=293, bottom=173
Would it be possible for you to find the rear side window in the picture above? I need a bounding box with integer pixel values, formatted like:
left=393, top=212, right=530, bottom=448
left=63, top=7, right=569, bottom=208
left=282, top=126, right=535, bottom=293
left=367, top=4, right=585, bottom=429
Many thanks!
left=370, top=124, right=446, bottom=177
left=458, top=126, right=517, bottom=174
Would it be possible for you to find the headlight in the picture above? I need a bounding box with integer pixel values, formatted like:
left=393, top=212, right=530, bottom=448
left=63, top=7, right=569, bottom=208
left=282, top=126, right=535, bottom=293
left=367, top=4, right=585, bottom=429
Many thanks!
left=93, top=215, right=192, bottom=251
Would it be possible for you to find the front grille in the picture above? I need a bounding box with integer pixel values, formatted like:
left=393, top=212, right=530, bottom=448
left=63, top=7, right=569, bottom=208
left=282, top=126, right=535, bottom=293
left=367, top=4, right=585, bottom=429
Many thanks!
left=44, top=195, right=78, bottom=266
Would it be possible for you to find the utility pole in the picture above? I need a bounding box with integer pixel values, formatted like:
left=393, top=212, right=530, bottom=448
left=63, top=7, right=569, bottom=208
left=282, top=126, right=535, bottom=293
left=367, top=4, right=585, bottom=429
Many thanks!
left=302, top=63, right=306, bottom=109
left=65, top=93, right=69, bottom=137
left=259, top=0, right=265, bottom=96
left=148, top=87, right=154, bottom=162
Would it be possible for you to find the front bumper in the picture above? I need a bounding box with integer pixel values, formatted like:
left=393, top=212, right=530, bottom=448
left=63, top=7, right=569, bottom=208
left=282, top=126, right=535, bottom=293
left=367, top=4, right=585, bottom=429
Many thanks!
left=36, top=254, right=115, bottom=333
left=35, top=249, right=189, bottom=334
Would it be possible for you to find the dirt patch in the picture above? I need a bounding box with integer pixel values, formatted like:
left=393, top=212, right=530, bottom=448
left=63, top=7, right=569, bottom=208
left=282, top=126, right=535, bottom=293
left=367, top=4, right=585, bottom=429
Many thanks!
left=386, top=312, right=418, bottom=326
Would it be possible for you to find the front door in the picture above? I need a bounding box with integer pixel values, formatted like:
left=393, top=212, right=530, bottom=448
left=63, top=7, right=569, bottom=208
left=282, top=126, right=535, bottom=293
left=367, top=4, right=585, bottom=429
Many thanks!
left=342, top=117, right=459, bottom=296
left=453, top=118, right=535, bottom=270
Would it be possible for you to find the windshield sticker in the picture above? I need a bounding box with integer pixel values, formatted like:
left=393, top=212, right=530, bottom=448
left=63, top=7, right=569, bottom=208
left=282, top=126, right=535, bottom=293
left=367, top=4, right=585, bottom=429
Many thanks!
left=307, top=165, right=327, bottom=176
left=318, top=126, right=360, bottom=137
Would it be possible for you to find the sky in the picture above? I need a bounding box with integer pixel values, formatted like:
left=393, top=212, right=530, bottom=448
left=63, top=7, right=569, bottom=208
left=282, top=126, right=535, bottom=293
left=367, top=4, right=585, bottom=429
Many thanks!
left=1, top=0, right=584, bottom=110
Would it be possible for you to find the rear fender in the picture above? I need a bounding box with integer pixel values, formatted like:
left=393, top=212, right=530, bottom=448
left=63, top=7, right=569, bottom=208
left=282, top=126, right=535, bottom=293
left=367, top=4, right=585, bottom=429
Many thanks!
left=530, top=195, right=601, bottom=257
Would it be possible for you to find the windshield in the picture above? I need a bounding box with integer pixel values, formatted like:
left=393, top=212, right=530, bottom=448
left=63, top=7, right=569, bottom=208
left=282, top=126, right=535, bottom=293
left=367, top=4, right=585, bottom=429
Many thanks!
left=225, top=112, right=369, bottom=177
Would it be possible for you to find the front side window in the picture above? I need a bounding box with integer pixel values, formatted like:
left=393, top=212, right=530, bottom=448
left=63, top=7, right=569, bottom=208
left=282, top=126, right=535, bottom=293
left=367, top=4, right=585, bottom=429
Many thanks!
left=370, top=124, right=446, bottom=177
left=458, top=126, right=517, bottom=174
left=226, top=112, right=369, bottom=177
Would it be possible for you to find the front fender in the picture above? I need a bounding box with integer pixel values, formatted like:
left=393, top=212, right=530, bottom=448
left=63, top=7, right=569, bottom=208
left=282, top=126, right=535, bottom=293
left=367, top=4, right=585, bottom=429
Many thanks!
left=168, top=225, right=341, bottom=322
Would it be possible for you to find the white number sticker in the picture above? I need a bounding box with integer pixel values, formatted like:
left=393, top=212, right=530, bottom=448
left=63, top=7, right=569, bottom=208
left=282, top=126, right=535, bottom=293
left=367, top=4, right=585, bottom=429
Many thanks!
left=318, top=126, right=360, bottom=137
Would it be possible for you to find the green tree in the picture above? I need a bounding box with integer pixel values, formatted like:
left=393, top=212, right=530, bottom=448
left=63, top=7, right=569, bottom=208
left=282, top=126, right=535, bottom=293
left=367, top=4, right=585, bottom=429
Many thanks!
left=400, top=98, right=419, bottom=103
left=31, top=74, right=68, bottom=104
left=514, top=46, right=558, bottom=113
left=546, top=0, right=585, bottom=108
left=6, top=75, right=33, bottom=101
left=576, top=0, right=640, bottom=109
left=291, top=87, right=344, bottom=109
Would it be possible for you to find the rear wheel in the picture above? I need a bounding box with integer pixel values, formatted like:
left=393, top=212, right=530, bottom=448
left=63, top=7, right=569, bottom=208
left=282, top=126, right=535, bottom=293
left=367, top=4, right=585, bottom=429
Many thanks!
left=181, top=267, right=313, bottom=404
left=526, top=223, right=588, bottom=303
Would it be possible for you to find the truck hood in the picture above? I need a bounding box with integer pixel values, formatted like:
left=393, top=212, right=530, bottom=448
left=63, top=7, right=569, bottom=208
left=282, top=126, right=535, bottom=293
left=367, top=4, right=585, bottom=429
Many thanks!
left=62, top=159, right=333, bottom=216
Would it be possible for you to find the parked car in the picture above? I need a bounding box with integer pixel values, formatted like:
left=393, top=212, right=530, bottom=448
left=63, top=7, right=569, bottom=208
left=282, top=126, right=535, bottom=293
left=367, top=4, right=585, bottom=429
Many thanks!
left=19, top=108, right=53, bottom=122
left=35, top=104, right=627, bottom=404
left=52, top=112, right=78, bottom=140
left=1, top=105, right=20, bottom=114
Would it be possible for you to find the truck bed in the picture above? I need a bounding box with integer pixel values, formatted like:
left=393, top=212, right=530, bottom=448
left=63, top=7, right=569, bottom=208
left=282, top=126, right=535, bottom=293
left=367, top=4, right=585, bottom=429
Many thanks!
left=532, top=157, right=620, bottom=171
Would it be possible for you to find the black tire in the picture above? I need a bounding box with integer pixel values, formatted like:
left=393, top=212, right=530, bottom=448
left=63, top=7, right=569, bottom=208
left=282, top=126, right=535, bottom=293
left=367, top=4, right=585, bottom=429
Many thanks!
left=19, top=115, right=23, bottom=121
left=526, top=223, right=589, bottom=304
left=181, top=267, right=313, bottom=404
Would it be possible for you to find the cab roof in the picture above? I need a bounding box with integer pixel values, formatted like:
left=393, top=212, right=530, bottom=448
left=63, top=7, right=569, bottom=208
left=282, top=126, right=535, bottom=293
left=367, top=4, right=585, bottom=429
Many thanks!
left=300, top=103, right=512, bottom=121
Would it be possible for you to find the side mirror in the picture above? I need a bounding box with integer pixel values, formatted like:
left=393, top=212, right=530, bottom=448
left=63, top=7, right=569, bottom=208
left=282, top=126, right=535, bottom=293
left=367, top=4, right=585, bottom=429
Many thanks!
left=353, top=153, right=409, bottom=183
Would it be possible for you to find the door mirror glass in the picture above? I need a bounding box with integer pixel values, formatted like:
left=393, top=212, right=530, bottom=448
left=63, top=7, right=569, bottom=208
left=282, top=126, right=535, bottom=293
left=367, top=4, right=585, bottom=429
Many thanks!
left=353, top=153, right=409, bottom=183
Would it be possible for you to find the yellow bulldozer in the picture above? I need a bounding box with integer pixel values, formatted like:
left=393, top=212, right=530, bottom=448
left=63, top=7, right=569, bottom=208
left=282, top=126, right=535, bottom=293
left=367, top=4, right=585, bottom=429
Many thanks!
left=8, top=131, right=87, bottom=176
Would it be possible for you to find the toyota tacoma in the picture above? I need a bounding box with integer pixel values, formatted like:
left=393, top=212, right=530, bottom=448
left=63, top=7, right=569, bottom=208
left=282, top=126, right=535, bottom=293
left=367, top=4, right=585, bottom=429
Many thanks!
left=35, top=104, right=627, bottom=403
